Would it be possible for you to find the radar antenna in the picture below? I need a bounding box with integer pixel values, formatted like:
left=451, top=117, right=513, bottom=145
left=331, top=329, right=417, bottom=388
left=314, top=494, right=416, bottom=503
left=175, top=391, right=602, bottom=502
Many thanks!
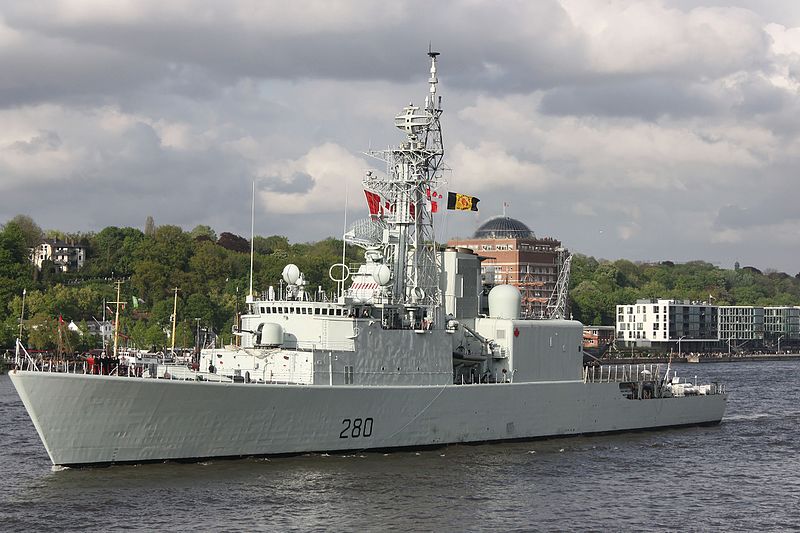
left=362, top=49, right=445, bottom=326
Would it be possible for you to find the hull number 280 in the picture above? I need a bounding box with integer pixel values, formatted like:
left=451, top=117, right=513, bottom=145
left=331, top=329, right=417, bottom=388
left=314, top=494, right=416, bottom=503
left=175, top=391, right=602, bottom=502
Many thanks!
left=339, top=418, right=373, bottom=439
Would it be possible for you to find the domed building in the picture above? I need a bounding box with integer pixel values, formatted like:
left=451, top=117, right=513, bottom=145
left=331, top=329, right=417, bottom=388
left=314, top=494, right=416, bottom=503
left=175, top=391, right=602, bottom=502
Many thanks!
left=473, top=216, right=535, bottom=240
left=447, top=215, right=566, bottom=318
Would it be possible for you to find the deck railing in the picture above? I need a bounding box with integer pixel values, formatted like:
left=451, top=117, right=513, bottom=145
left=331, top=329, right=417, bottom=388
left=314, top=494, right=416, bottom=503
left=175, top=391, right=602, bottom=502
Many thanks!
left=14, top=339, right=39, bottom=371
left=12, top=354, right=316, bottom=386
left=583, top=364, right=663, bottom=384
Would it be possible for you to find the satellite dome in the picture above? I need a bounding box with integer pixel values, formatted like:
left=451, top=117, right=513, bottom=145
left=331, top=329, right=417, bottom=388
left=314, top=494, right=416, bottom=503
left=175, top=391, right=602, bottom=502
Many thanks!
left=488, top=284, right=521, bottom=319
left=474, top=216, right=534, bottom=239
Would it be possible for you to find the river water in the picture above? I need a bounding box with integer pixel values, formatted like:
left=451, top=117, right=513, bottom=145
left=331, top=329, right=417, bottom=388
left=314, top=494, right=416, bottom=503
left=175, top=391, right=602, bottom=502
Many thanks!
left=1, top=361, right=798, bottom=532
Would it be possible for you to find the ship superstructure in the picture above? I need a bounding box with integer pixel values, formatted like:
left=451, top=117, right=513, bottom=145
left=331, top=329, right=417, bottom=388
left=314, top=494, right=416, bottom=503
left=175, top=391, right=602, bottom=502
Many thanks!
left=10, top=52, right=726, bottom=467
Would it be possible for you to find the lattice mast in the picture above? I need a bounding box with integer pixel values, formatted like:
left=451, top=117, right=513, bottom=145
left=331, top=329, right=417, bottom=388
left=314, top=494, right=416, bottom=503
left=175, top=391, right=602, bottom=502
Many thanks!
left=547, top=250, right=572, bottom=319
left=364, top=50, right=445, bottom=321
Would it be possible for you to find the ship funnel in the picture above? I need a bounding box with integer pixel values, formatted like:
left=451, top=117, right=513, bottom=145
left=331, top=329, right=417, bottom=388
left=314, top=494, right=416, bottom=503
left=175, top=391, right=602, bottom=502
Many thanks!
left=488, top=285, right=521, bottom=319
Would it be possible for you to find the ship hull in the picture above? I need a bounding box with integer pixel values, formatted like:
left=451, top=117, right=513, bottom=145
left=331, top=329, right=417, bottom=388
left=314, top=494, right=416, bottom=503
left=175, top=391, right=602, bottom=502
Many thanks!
left=11, top=371, right=726, bottom=466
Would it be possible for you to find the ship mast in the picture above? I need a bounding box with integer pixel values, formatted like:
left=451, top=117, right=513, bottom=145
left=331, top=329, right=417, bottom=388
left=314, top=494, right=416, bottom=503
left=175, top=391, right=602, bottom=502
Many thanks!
left=364, top=49, right=445, bottom=325
left=111, top=280, right=124, bottom=358
left=170, top=287, right=180, bottom=356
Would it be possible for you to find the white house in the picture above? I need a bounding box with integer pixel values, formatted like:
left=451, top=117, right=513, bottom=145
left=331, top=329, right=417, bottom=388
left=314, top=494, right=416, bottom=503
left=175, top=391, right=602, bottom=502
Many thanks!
left=30, top=240, right=87, bottom=272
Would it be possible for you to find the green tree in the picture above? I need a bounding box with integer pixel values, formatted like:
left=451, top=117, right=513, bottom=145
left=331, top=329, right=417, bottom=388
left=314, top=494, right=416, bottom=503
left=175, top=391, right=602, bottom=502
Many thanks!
left=26, top=313, right=57, bottom=350
left=189, top=224, right=217, bottom=242
left=130, top=261, right=171, bottom=306
left=183, top=293, right=216, bottom=327
left=570, top=280, right=607, bottom=325
left=85, top=226, right=145, bottom=277
left=7, top=214, right=43, bottom=247
left=0, top=222, right=31, bottom=323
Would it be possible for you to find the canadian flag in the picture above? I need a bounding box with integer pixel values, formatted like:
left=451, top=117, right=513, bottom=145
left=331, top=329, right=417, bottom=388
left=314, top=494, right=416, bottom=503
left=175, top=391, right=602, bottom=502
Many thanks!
left=364, top=190, right=382, bottom=217
left=426, top=188, right=442, bottom=213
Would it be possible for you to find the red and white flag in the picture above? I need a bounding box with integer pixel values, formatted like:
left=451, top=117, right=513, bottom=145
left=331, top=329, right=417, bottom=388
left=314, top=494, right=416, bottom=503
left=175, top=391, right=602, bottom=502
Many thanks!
left=426, top=188, right=442, bottom=213
left=364, top=190, right=382, bottom=218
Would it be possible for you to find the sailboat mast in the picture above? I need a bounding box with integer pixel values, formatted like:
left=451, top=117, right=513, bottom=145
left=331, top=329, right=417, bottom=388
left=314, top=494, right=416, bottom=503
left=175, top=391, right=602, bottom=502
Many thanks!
left=249, top=180, right=255, bottom=301
left=170, top=287, right=179, bottom=356
left=101, top=299, right=107, bottom=351
left=15, top=288, right=26, bottom=363
left=112, top=280, right=122, bottom=358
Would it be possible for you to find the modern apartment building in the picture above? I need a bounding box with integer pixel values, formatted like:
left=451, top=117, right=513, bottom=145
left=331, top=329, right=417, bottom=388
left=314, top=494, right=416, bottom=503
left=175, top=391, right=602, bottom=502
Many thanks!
left=764, top=306, right=800, bottom=341
left=616, top=298, right=717, bottom=350
left=717, top=306, right=764, bottom=343
left=617, top=299, right=800, bottom=351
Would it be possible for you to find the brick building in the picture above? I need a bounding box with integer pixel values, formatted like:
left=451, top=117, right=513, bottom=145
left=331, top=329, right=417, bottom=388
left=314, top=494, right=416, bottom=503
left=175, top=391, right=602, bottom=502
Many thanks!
left=447, top=216, right=564, bottom=318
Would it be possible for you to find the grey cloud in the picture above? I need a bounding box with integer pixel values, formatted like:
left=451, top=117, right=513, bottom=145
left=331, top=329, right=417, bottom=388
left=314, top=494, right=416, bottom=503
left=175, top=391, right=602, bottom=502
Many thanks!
left=10, top=130, right=62, bottom=153
left=714, top=204, right=758, bottom=229
left=539, top=79, right=723, bottom=120
left=0, top=28, right=166, bottom=108
left=0, top=0, right=589, bottom=103
left=258, top=172, right=315, bottom=194
left=1, top=0, right=800, bottom=274
left=714, top=195, right=800, bottom=231
left=0, top=0, right=779, bottom=113
left=0, top=132, right=255, bottom=232
left=732, top=75, right=790, bottom=115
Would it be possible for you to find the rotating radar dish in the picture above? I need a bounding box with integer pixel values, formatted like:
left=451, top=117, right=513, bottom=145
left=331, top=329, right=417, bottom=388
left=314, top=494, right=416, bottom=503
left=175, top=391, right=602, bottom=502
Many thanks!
left=344, top=218, right=385, bottom=249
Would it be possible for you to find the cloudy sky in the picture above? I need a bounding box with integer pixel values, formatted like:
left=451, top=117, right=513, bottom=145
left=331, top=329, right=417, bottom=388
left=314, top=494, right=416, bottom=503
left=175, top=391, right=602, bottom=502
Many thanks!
left=2, top=0, right=800, bottom=273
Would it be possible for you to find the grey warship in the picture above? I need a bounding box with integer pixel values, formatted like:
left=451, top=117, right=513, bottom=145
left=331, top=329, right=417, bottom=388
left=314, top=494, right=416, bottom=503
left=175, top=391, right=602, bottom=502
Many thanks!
left=10, top=51, right=726, bottom=467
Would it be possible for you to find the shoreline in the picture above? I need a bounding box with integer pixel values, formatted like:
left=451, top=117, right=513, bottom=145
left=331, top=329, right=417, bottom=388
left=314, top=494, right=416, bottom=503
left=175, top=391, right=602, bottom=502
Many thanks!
left=603, top=353, right=800, bottom=364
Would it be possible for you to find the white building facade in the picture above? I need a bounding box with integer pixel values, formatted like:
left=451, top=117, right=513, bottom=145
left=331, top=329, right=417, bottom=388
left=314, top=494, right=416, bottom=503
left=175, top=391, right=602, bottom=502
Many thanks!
left=616, top=299, right=718, bottom=350
left=30, top=240, right=87, bottom=272
left=617, top=300, right=800, bottom=351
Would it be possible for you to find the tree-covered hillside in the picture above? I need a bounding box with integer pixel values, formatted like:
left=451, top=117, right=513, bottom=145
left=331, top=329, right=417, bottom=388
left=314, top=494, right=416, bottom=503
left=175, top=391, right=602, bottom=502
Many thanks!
left=1, top=216, right=359, bottom=351
left=569, top=255, right=800, bottom=325
left=3, top=214, right=799, bottom=350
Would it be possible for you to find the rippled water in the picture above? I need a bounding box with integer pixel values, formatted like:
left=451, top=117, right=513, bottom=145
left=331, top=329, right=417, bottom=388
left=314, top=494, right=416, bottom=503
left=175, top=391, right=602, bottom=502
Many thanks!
left=2, top=362, right=799, bottom=531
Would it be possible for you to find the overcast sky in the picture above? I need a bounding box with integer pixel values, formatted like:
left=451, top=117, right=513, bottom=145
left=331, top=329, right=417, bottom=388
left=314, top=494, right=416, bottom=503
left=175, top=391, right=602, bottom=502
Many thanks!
left=1, top=0, right=799, bottom=273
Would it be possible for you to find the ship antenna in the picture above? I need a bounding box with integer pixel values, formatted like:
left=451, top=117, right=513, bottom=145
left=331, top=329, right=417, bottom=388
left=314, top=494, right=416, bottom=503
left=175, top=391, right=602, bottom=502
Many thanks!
left=15, top=287, right=26, bottom=366
left=427, top=45, right=440, bottom=111
left=170, top=287, right=180, bottom=356
left=110, top=280, right=124, bottom=358
left=340, top=180, right=349, bottom=299
left=248, top=180, right=255, bottom=301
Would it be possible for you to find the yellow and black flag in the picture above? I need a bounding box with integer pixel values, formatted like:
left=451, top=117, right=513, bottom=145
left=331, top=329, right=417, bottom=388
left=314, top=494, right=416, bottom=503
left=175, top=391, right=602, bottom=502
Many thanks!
left=447, top=192, right=480, bottom=211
